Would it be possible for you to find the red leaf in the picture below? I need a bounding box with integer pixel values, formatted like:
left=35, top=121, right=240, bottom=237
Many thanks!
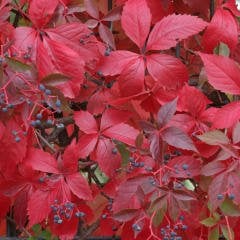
left=228, top=172, right=240, bottom=204
left=43, top=39, right=85, bottom=98
left=66, top=173, right=92, bottom=200
left=167, top=156, right=201, bottom=178
left=62, top=140, right=79, bottom=173
left=157, top=97, right=178, bottom=128
left=149, top=132, right=162, bottom=161
left=198, top=53, right=240, bottom=95
left=178, top=85, right=211, bottom=116
left=100, top=108, right=131, bottom=131
left=74, top=111, right=98, bottom=134
left=232, top=122, right=240, bottom=144
left=201, top=161, right=226, bottom=176
left=202, top=8, right=238, bottom=52
left=102, top=6, right=121, bottom=21
left=118, top=56, right=145, bottom=96
left=25, top=148, right=59, bottom=174
left=147, top=54, right=188, bottom=89
left=84, top=0, right=99, bottom=19
left=103, top=123, right=139, bottom=146
left=94, top=138, right=121, bottom=176
left=98, top=23, right=116, bottom=49
left=212, top=102, right=240, bottom=129
left=99, top=50, right=140, bottom=76
left=208, top=173, right=228, bottom=210
left=29, top=0, right=58, bottom=28
left=0, top=194, right=10, bottom=218
left=161, top=126, right=197, bottom=151
left=147, top=14, right=207, bottom=51
left=77, top=133, right=98, bottom=158
left=28, top=189, right=54, bottom=226
left=113, top=177, right=154, bottom=213
left=121, top=0, right=151, bottom=48
left=0, top=121, right=5, bottom=139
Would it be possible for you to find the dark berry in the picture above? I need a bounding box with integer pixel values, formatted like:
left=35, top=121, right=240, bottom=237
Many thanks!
left=75, top=211, right=85, bottom=218
left=36, top=113, right=43, bottom=120
left=164, top=153, right=171, bottom=160
left=46, top=119, right=53, bottom=126
left=31, top=121, right=37, bottom=127
left=57, top=219, right=63, bottom=224
left=139, top=162, right=145, bottom=167
left=179, top=215, right=184, bottom=221
left=35, top=119, right=41, bottom=126
left=217, top=194, right=224, bottom=200
left=45, top=89, right=52, bottom=95
left=132, top=223, right=141, bottom=232
left=15, top=136, right=21, bottom=142
left=182, top=164, right=189, bottom=170
left=39, top=84, right=45, bottom=91
left=182, top=225, right=188, bottom=230
left=104, top=50, right=110, bottom=56
left=8, top=104, right=14, bottom=109
left=55, top=99, right=61, bottom=107
left=112, top=148, right=118, bottom=155
left=229, top=193, right=235, bottom=200
left=173, top=150, right=182, bottom=156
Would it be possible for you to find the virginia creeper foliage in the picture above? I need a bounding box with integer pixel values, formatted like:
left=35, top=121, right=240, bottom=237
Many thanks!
left=0, top=0, right=240, bottom=239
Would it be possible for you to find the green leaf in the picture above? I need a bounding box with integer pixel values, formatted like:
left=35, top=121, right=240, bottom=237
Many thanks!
left=208, top=226, right=219, bottom=240
left=94, top=166, right=109, bottom=184
left=220, top=198, right=240, bottom=216
left=31, top=224, right=41, bottom=234
left=40, top=230, right=52, bottom=240
left=41, top=73, right=70, bottom=87
left=6, top=57, right=34, bottom=72
left=201, top=217, right=218, bottom=227
left=117, top=143, right=130, bottom=167
left=183, top=179, right=195, bottom=191
left=221, top=224, right=234, bottom=240
left=214, top=42, right=230, bottom=57
left=153, top=207, right=166, bottom=227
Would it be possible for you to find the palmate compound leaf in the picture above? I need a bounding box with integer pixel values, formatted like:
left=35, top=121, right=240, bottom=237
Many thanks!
left=198, top=53, right=240, bottom=95
left=121, top=0, right=151, bottom=49
left=147, top=14, right=208, bottom=51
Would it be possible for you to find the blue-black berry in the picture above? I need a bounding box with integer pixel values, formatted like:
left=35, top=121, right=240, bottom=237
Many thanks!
left=132, top=223, right=141, bottom=232
left=15, top=136, right=21, bottom=142
left=229, top=193, right=235, bottom=200
left=55, top=99, right=61, bottom=107
left=36, top=113, right=43, bottom=120
left=217, top=194, right=224, bottom=200
left=45, top=89, right=52, bottom=95
left=182, top=164, right=189, bottom=170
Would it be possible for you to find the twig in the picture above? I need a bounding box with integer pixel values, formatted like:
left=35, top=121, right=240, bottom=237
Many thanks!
left=35, top=130, right=56, bottom=153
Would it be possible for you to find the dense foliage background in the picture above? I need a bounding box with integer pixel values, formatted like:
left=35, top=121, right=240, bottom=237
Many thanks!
left=0, top=0, right=240, bottom=239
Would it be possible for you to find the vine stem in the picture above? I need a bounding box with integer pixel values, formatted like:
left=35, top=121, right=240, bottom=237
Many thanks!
left=225, top=216, right=233, bottom=240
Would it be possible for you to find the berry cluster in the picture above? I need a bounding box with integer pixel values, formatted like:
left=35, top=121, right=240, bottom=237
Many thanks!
left=50, top=200, right=85, bottom=225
